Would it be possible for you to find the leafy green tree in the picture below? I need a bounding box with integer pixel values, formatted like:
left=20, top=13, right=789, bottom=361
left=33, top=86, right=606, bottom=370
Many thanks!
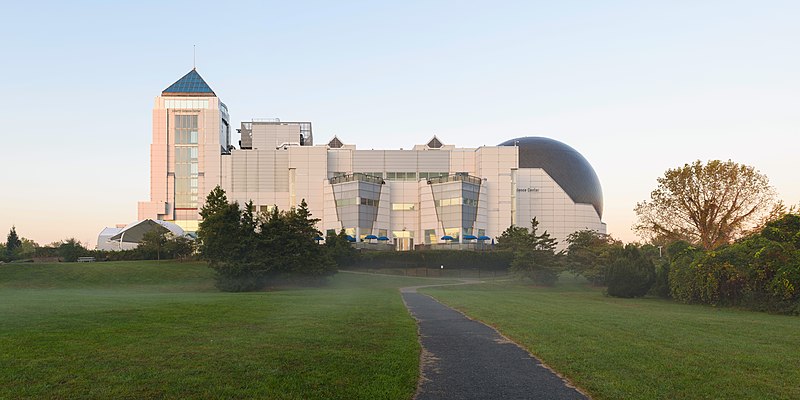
left=58, top=238, right=87, bottom=262
left=499, top=218, right=564, bottom=286
left=606, top=244, right=656, bottom=298
left=17, top=238, right=38, bottom=260
left=139, top=230, right=168, bottom=260
left=6, top=226, right=22, bottom=260
left=565, top=230, right=622, bottom=285
left=164, top=235, right=195, bottom=260
left=634, top=160, right=776, bottom=250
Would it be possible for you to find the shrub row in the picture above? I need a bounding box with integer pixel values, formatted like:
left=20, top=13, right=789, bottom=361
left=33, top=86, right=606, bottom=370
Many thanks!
left=345, top=249, right=513, bottom=270
left=668, top=215, right=800, bottom=314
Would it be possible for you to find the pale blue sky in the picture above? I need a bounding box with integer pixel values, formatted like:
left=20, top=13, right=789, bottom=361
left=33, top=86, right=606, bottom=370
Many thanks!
left=1, top=1, right=798, bottom=247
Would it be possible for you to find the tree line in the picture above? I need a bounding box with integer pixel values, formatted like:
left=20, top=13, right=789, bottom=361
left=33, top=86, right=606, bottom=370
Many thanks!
left=1, top=227, right=193, bottom=263
left=562, top=159, right=800, bottom=314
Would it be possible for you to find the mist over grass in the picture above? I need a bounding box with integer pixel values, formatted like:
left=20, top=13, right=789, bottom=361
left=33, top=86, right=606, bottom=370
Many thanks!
left=0, top=261, right=449, bottom=399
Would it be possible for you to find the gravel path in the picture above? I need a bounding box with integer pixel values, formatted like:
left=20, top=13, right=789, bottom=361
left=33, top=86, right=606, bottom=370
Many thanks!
left=401, top=282, right=588, bottom=400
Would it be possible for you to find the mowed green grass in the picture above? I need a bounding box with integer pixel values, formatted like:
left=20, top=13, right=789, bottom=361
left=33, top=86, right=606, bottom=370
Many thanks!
left=0, top=261, right=449, bottom=399
left=423, top=276, right=800, bottom=400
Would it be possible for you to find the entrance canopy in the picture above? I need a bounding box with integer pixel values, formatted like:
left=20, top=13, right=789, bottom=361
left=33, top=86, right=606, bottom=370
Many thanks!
left=108, top=219, right=185, bottom=243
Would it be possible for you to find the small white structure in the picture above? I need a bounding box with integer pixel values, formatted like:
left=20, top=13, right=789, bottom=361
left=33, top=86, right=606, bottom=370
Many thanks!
left=96, top=219, right=185, bottom=251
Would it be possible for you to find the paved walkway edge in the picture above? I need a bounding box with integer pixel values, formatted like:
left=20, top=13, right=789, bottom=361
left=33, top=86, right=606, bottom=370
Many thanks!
left=400, top=279, right=590, bottom=400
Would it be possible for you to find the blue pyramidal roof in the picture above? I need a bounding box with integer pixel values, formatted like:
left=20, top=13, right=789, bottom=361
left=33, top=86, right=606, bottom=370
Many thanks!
left=162, top=69, right=216, bottom=96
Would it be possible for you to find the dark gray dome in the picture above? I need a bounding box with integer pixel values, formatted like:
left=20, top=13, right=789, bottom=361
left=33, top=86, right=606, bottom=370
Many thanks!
left=499, top=137, right=603, bottom=217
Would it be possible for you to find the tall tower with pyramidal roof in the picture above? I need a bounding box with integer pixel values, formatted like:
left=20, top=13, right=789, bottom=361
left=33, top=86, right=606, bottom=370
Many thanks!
left=138, top=69, right=231, bottom=232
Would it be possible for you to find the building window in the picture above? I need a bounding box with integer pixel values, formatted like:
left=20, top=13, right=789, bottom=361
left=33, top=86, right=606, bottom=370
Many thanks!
left=386, top=172, right=417, bottom=181
left=335, top=198, right=357, bottom=207
left=424, top=229, right=437, bottom=244
left=175, top=115, right=199, bottom=144
left=392, top=203, right=416, bottom=211
left=419, top=172, right=447, bottom=180
left=444, top=228, right=460, bottom=241
left=260, top=205, right=276, bottom=214
left=174, top=143, right=199, bottom=209
left=360, top=198, right=379, bottom=207
left=165, top=99, right=209, bottom=109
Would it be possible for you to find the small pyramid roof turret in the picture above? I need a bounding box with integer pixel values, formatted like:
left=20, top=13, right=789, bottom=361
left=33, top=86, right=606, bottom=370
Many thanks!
left=162, top=69, right=216, bottom=96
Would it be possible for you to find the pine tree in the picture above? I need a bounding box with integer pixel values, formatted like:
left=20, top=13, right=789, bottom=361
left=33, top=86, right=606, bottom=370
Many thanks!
left=502, top=218, right=565, bottom=286
left=6, top=226, right=22, bottom=260
left=197, top=186, right=242, bottom=266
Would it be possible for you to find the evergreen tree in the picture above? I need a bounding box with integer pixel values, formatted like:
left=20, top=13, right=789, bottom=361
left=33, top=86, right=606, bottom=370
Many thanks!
left=565, top=230, right=623, bottom=285
left=500, top=218, right=564, bottom=285
left=198, top=186, right=242, bottom=266
left=325, top=229, right=357, bottom=267
left=282, top=200, right=336, bottom=277
left=198, top=188, right=336, bottom=291
left=6, top=226, right=22, bottom=260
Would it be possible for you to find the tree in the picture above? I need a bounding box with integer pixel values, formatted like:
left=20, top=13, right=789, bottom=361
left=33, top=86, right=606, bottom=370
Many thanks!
left=606, top=244, right=656, bottom=298
left=634, top=160, right=776, bottom=250
left=6, top=226, right=22, bottom=260
left=325, top=229, right=358, bottom=267
left=139, top=230, right=168, bottom=260
left=565, top=230, right=623, bottom=285
left=198, top=187, right=336, bottom=291
left=279, top=200, right=336, bottom=277
left=163, top=235, right=195, bottom=260
left=17, top=238, right=38, bottom=259
left=499, top=218, right=564, bottom=286
left=198, top=186, right=243, bottom=266
left=58, top=238, right=87, bottom=262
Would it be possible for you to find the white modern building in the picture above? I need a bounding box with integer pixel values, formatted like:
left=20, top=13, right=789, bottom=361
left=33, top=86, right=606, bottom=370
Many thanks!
left=136, top=69, right=606, bottom=250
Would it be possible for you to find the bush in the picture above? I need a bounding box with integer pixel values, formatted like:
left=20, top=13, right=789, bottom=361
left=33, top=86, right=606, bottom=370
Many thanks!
left=606, top=245, right=655, bottom=298
left=650, top=259, right=671, bottom=298
left=667, top=214, right=800, bottom=314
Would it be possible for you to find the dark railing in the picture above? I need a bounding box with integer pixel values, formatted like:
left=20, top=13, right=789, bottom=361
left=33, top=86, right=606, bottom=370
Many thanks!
left=329, top=172, right=385, bottom=185
left=427, top=173, right=482, bottom=185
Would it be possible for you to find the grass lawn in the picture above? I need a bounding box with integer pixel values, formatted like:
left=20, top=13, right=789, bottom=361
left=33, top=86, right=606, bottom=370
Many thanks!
left=422, top=275, right=800, bottom=400
left=0, top=261, right=452, bottom=399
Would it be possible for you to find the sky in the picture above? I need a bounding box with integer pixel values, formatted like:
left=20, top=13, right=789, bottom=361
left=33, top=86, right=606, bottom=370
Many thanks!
left=1, top=1, right=798, bottom=248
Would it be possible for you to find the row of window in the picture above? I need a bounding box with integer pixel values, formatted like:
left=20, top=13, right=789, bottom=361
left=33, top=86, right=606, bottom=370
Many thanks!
left=175, top=115, right=199, bottom=145
left=336, top=198, right=379, bottom=207
left=324, top=228, right=487, bottom=244
left=333, top=172, right=452, bottom=181
left=392, top=203, right=416, bottom=211
left=385, top=172, right=417, bottom=181
left=435, top=197, right=479, bottom=207
left=165, top=99, right=209, bottom=109
left=335, top=199, right=478, bottom=209
left=174, top=142, right=199, bottom=209
left=335, top=198, right=358, bottom=207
